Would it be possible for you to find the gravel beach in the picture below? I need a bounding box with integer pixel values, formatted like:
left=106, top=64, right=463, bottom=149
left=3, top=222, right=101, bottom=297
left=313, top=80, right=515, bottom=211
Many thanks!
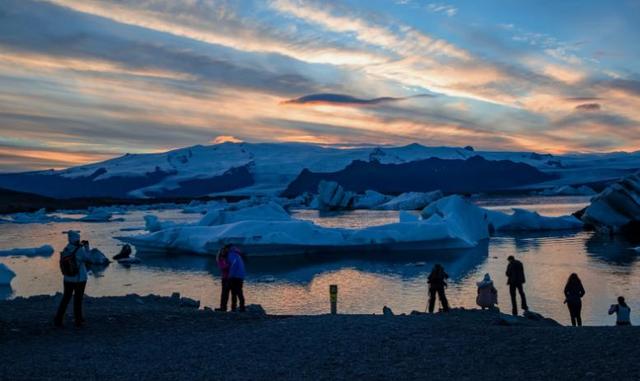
left=1, top=294, right=639, bottom=381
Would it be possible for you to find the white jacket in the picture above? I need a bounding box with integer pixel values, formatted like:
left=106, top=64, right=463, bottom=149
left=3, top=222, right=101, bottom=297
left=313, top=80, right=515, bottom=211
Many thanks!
left=62, top=231, right=89, bottom=283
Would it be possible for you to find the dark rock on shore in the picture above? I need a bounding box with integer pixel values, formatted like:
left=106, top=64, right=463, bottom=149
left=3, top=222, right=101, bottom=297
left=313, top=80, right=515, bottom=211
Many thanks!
left=1, top=295, right=639, bottom=381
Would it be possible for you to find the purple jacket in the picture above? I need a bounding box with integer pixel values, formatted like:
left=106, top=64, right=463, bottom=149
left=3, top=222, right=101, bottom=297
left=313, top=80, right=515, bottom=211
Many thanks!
left=228, top=248, right=246, bottom=279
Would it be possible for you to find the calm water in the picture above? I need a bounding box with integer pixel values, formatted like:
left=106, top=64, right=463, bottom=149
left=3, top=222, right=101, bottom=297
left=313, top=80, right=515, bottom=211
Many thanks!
left=1, top=196, right=639, bottom=326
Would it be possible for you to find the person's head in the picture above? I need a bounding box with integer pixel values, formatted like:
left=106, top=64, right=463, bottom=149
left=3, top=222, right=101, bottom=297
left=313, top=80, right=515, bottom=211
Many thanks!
left=507, top=255, right=515, bottom=262
left=618, top=296, right=628, bottom=307
left=67, top=230, right=80, bottom=245
left=483, top=273, right=491, bottom=282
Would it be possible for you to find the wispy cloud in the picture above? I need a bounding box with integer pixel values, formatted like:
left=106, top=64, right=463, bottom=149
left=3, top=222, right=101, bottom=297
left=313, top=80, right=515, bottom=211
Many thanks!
left=282, top=93, right=433, bottom=106
left=427, top=3, right=458, bottom=17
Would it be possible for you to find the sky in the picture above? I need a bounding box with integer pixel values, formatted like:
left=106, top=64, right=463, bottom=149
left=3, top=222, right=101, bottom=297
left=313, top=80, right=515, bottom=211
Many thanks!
left=0, top=0, right=639, bottom=171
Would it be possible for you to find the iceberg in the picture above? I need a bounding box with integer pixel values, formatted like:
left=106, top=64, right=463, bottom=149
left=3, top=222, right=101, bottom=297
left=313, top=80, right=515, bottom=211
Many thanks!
left=353, top=190, right=392, bottom=209
left=78, top=209, right=116, bottom=222
left=0, top=264, right=15, bottom=285
left=197, top=202, right=291, bottom=226
left=144, top=215, right=180, bottom=232
left=2, top=209, right=68, bottom=224
left=538, top=185, right=596, bottom=196
left=0, top=245, right=54, bottom=257
left=486, top=209, right=583, bottom=231
left=86, top=248, right=110, bottom=265
left=314, top=181, right=355, bottom=211
left=581, top=173, right=640, bottom=234
left=119, top=195, right=490, bottom=256
left=379, top=191, right=443, bottom=210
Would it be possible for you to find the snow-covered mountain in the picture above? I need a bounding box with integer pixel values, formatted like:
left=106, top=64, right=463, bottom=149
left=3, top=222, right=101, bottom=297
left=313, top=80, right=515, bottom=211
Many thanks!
left=0, top=142, right=639, bottom=199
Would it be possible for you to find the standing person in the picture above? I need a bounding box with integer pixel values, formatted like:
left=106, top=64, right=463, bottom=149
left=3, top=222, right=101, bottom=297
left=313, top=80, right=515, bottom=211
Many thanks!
left=476, top=273, right=498, bottom=310
left=54, top=231, right=89, bottom=328
left=609, top=296, right=632, bottom=326
left=427, top=264, right=450, bottom=313
left=563, top=273, right=586, bottom=326
left=215, top=245, right=231, bottom=312
left=506, top=255, right=528, bottom=316
left=228, top=246, right=246, bottom=312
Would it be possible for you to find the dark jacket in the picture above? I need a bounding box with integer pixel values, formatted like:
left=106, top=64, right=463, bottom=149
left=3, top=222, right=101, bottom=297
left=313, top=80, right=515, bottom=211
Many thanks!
left=428, top=268, right=449, bottom=289
left=506, top=260, right=526, bottom=285
left=564, top=281, right=585, bottom=304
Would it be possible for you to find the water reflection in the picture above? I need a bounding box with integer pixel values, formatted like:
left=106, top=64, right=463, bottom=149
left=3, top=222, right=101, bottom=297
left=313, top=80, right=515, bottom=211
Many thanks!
left=585, top=234, right=640, bottom=265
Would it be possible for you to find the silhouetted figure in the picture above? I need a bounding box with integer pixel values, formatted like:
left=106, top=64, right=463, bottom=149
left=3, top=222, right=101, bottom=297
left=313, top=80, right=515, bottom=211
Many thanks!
left=215, top=244, right=231, bottom=312
left=476, top=273, right=498, bottom=310
left=113, top=244, right=132, bottom=260
left=427, top=264, right=450, bottom=313
left=228, top=246, right=246, bottom=312
left=609, top=296, right=631, bottom=326
left=506, top=255, right=528, bottom=316
left=563, top=273, right=585, bottom=326
left=54, top=231, right=90, bottom=328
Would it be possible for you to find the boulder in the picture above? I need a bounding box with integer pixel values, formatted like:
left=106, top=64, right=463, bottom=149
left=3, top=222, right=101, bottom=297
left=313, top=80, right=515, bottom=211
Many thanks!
left=382, top=306, right=394, bottom=316
left=179, top=297, right=200, bottom=308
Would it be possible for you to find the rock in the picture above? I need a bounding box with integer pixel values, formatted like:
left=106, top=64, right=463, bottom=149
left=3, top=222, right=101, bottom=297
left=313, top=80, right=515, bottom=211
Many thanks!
left=171, top=292, right=181, bottom=300
left=523, top=310, right=544, bottom=321
left=494, top=315, right=523, bottom=326
left=382, top=306, right=394, bottom=316
left=245, top=304, right=267, bottom=316
left=410, top=310, right=426, bottom=316
left=135, top=298, right=145, bottom=305
left=179, top=297, right=200, bottom=308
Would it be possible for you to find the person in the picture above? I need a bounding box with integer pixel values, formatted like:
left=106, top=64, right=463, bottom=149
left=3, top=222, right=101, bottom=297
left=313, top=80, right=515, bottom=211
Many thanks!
left=476, top=273, right=498, bottom=310
left=427, top=264, right=450, bottom=313
left=215, top=245, right=231, bottom=312
left=609, top=296, right=631, bottom=326
left=54, top=231, right=90, bottom=328
left=506, top=255, right=528, bottom=316
left=113, top=244, right=132, bottom=260
left=563, top=273, right=586, bottom=326
left=228, top=246, right=246, bottom=312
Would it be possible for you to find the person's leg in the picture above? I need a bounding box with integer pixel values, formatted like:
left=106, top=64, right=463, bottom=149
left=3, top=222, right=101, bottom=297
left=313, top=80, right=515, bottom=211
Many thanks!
left=428, top=288, right=436, bottom=313
left=517, top=285, right=528, bottom=311
left=236, top=279, right=245, bottom=312
left=576, top=301, right=582, bottom=327
left=509, top=284, right=518, bottom=316
left=218, top=278, right=230, bottom=311
left=230, top=278, right=238, bottom=311
left=73, top=282, right=86, bottom=326
left=55, top=282, right=74, bottom=326
left=568, top=304, right=577, bottom=326
left=438, top=287, right=450, bottom=312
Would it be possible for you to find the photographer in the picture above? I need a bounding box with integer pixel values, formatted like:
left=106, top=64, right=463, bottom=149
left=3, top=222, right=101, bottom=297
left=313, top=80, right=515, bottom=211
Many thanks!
left=54, top=231, right=90, bottom=328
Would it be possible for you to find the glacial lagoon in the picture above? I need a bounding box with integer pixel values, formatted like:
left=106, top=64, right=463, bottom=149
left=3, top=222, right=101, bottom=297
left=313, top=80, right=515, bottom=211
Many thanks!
left=1, top=195, right=639, bottom=326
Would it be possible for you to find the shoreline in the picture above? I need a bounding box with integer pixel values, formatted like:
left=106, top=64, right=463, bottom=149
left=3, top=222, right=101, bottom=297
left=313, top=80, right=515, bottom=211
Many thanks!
left=1, top=294, right=639, bottom=380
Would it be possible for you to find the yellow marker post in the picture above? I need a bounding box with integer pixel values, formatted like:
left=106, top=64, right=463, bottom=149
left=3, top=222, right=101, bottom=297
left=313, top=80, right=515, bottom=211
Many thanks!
left=330, top=284, right=338, bottom=315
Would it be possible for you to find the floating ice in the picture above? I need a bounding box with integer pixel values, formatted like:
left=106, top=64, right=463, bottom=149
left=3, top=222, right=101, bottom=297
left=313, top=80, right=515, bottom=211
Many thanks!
left=197, top=202, right=290, bottom=226
left=120, top=195, right=490, bottom=256
left=581, top=173, right=640, bottom=234
left=486, top=209, right=583, bottom=231
left=353, top=190, right=392, bottom=209
left=0, top=263, right=15, bottom=285
left=380, top=191, right=443, bottom=210
left=315, top=181, right=355, bottom=211
left=0, top=245, right=54, bottom=257
left=538, top=185, right=596, bottom=196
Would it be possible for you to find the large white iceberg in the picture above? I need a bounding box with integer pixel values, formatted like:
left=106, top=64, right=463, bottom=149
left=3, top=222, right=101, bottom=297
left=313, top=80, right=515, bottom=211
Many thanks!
left=197, top=202, right=291, bottom=226
left=120, top=195, right=490, bottom=256
left=0, top=245, right=54, bottom=257
left=0, top=263, right=15, bottom=285
left=379, top=191, right=443, bottom=210
left=581, top=173, right=640, bottom=234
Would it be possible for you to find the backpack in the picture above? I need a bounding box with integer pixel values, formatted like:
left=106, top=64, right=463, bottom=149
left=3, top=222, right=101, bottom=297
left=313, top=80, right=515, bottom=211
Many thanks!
left=60, top=245, right=81, bottom=276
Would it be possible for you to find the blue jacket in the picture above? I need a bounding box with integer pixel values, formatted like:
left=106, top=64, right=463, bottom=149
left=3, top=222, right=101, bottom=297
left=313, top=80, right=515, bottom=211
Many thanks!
left=228, top=249, right=246, bottom=279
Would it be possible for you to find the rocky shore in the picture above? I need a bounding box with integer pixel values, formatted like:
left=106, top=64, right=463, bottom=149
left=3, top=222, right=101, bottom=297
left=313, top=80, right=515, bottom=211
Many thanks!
left=1, top=294, right=639, bottom=380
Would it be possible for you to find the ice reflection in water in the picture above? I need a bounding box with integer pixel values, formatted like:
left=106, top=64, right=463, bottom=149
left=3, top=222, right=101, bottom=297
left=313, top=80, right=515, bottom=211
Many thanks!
left=0, top=196, right=639, bottom=325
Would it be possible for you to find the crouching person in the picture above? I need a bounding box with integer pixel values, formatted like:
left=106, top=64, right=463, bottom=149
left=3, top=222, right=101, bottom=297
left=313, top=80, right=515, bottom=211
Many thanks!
left=476, top=273, right=498, bottom=310
left=54, top=231, right=90, bottom=328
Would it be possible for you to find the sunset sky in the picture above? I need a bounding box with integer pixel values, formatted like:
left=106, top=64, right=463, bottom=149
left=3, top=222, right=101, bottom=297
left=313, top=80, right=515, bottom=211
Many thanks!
left=1, top=0, right=639, bottom=171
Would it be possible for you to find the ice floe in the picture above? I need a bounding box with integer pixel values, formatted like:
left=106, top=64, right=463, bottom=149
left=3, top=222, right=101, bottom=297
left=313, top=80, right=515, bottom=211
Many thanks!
left=537, top=185, right=596, bottom=196
left=380, top=191, right=443, bottom=210
left=581, top=172, right=640, bottom=234
left=485, top=209, right=583, bottom=231
left=0, top=245, right=54, bottom=257
left=0, top=264, right=15, bottom=286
